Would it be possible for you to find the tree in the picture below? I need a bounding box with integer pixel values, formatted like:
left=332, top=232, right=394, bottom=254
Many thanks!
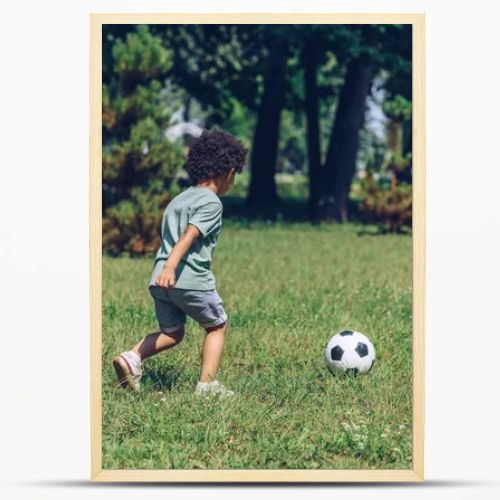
left=303, top=33, right=323, bottom=221
left=247, top=32, right=289, bottom=204
left=322, top=54, right=374, bottom=222
left=102, top=25, right=185, bottom=255
left=102, top=25, right=184, bottom=210
left=150, top=25, right=264, bottom=127
left=153, top=24, right=293, bottom=206
left=303, top=24, right=412, bottom=222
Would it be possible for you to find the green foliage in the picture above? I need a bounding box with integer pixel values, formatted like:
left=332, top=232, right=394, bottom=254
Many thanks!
left=100, top=23, right=414, bottom=251
left=112, top=25, right=173, bottom=81
left=150, top=24, right=267, bottom=119
left=383, top=94, right=413, bottom=168
left=382, top=94, right=412, bottom=122
left=103, top=26, right=185, bottom=202
left=357, top=174, right=412, bottom=233
left=102, top=25, right=186, bottom=254
left=222, top=97, right=256, bottom=151
left=356, top=93, right=412, bottom=232
left=102, top=225, right=412, bottom=469
left=103, top=185, right=170, bottom=257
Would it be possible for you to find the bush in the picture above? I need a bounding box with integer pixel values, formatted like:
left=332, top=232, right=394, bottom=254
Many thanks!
left=102, top=24, right=187, bottom=255
left=102, top=185, right=170, bottom=256
left=357, top=174, right=412, bottom=233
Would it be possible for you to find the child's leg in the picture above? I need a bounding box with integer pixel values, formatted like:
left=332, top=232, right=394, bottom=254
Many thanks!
left=199, top=322, right=227, bottom=383
left=113, top=327, right=184, bottom=391
left=132, top=327, right=185, bottom=361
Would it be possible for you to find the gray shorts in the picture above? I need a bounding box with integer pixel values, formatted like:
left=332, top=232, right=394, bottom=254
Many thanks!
left=149, top=286, right=228, bottom=333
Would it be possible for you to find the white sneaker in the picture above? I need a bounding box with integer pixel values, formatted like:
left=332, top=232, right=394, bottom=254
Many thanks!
left=195, top=380, right=235, bottom=398
left=113, top=351, right=142, bottom=392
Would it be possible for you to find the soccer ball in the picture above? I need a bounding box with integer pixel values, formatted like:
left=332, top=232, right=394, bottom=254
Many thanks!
left=324, top=330, right=376, bottom=376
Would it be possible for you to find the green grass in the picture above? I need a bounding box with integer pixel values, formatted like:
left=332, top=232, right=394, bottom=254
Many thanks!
left=102, top=223, right=412, bottom=470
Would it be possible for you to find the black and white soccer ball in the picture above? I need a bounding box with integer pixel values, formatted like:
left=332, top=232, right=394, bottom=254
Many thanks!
left=324, top=330, right=376, bottom=376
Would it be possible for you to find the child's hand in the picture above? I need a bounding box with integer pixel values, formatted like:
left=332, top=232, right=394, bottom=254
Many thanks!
left=154, top=225, right=199, bottom=289
left=155, top=265, right=176, bottom=289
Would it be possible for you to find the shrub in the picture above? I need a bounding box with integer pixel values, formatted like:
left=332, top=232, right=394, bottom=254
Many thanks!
left=102, top=185, right=170, bottom=256
left=358, top=174, right=412, bottom=233
left=102, top=25, right=186, bottom=255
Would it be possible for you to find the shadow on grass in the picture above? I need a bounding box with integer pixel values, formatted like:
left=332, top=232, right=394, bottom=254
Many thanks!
left=141, top=367, right=180, bottom=392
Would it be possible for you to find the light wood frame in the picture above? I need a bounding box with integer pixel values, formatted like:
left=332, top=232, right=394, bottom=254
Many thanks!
left=90, top=12, right=425, bottom=482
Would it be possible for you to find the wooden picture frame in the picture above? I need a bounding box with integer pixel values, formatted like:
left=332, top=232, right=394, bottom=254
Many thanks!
left=90, top=12, right=425, bottom=482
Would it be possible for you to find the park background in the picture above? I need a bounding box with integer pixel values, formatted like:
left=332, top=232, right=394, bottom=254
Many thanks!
left=1, top=0, right=500, bottom=499
left=102, top=23, right=412, bottom=254
left=101, top=23, right=414, bottom=470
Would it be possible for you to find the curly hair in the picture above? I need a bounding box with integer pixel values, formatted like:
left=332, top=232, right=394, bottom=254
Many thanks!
left=186, top=128, right=248, bottom=184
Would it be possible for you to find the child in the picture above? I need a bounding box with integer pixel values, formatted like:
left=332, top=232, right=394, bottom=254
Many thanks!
left=113, top=129, right=248, bottom=396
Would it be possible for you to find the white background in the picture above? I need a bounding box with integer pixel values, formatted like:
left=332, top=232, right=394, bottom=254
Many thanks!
left=1, top=0, right=499, bottom=499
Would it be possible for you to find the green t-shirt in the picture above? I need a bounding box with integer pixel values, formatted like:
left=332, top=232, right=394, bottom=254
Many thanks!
left=149, top=186, right=223, bottom=290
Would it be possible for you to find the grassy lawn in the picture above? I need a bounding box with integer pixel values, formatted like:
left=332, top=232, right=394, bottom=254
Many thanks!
left=102, top=222, right=412, bottom=470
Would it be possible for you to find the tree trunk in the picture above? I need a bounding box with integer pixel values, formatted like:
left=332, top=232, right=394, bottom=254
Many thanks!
left=247, top=41, right=287, bottom=205
left=303, top=36, right=322, bottom=223
left=322, top=57, right=373, bottom=222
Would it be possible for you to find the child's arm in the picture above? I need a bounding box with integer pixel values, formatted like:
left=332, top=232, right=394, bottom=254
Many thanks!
left=155, top=224, right=200, bottom=289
